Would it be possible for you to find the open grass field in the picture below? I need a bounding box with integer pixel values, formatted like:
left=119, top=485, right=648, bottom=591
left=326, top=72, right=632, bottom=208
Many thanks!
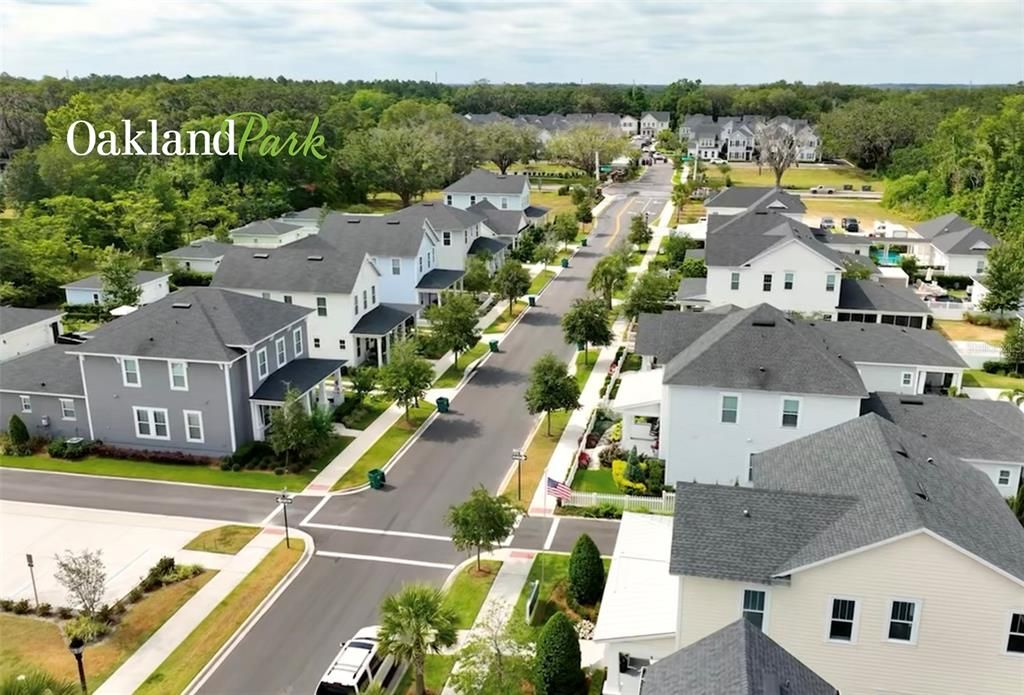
left=528, top=189, right=577, bottom=217
left=705, top=163, right=884, bottom=191
left=183, top=525, right=260, bottom=554
left=933, top=320, right=1007, bottom=347
left=332, top=402, right=436, bottom=491
left=445, top=560, right=503, bottom=629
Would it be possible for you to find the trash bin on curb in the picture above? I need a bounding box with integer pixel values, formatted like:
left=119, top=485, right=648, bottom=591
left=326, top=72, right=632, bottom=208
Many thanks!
left=528, top=295, right=536, bottom=307
left=581, top=238, right=588, bottom=247
left=489, top=339, right=499, bottom=353
left=436, top=396, right=450, bottom=413
left=368, top=468, right=386, bottom=489
left=560, top=258, right=569, bottom=268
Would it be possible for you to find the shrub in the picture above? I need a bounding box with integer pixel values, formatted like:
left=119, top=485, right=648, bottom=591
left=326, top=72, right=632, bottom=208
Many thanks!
left=229, top=441, right=276, bottom=468
left=577, top=452, right=591, bottom=467
left=164, top=563, right=203, bottom=583
left=57, top=605, right=74, bottom=619
left=625, top=447, right=644, bottom=483
left=169, top=269, right=213, bottom=288
left=63, top=615, right=108, bottom=643
left=983, top=360, right=1009, bottom=374
left=231, top=462, right=242, bottom=472
left=90, top=444, right=216, bottom=466
left=534, top=613, right=585, bottom=695
left=48, top=438, right=94, bottom=460
left=598, top=444, right=623, bottom=468
left=607, top=422, right=622, bottom=443
left=568, top=534, right=605, bottom=606
left=6, top=415, right=30, bottom=456
left=646, top=459, right=665, bottom=495
left=36, top=602, right=52, bottom=617
left=139, top=575, right=161, bottom=592
left=127, top=587, right=144, bottom=603
left=95, top=603, right=116, bottom=625
left=1, top=670, right=80, bottom=695
left=274, top=466, right=286, bottom=475
left=220, top=460, right=232, bottom=471
left=557, top=184, right=571, bottom=196
left=612, top=460, right=647, bottom=495
left=151, top=556, right=176, bottom=579
left=966, top=312, right=991, bottom=326
left=0, top=599, right=13, bottom=611
left=12, top=599, right=31, bottom=615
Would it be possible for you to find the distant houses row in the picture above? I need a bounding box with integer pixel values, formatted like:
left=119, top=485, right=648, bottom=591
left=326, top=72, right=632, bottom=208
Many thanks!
left=463, top=111, right=671, bottom=142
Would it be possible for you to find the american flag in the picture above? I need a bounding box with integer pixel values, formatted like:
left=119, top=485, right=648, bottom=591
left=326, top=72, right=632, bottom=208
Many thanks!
left=546, top=477, right=572, bottom=500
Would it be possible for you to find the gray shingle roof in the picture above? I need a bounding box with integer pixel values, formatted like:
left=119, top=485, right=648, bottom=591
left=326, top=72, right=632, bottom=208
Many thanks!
left=72, top=287, right=312, bottom=362
left=315, top=213, right=429, bottom=258
left=660, top=305, right=867, bottom=397
left=812, top=321, right=966, bottom=368
left=230, top=219, right=303, bottom=237
left=468, top=201, right=529, bottom=236
left=350, top=303, right=419, bottom=336
left=837, top=279, right=930, bottom=314
left=250, top=358, right=345, bottom=402
left=212, top=238, right=370, bottom=295
left=913, top=213, right=997, bottom=256
left=705, top=211, right=841, bottom=267
left=159, top=240, right=233, bottom=261
left=384, top=202, right=484, bottom=232
left=639, top=619, right=837, bottom=695
left=416, top=269, right=464, bottom=290
left=443, top=168, right=528, bottom=195
left=642, top=111, right=671, bottom=122
left=0, top=343, right=84, bottom=396
left=62, top=270, right=169, bottom=291
left=862, top=392, right=1024, bottom=464
left=675, top=277, right=708, bottom=301
left=468, top=236, right=509, bottom=256
left=704, top=188, right=806, bottom=214
left=1, top=307, right=62, bottom=334
left=633, top=311, right=731, bottom=363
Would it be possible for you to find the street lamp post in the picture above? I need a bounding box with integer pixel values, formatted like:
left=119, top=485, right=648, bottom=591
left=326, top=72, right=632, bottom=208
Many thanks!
left=512, top=449, right=528, bottom=500
left=26, top=554, right=39, bottom=609
left=276, top=490, right=294, bottom=549
left=68, top=637, right=87, bottom=693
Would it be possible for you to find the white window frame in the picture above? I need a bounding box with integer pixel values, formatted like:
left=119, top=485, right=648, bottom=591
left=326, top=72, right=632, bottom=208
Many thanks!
left=362, top=290, right=368, bottom=311
left=826, top=596, right=859, bottom=644
left=730, top=272, right=740, bottom=291
left=371, top=286, right=376, bottom=305
left=826, top=273, right=837, bottom=292
left=283, top=295, right=293, bottom=304
left=998, top=470, right=1011, bottom=486
left=391, top=258, right=401, bottom=275
left=19, top=395, right=31, bottom=413
left=781, top=397, right=801, bottom=428
left=316, top=296, right=328, bottom=317
left=275, top=337, right=287, bottom=368
left=740, top=588, right=768, bottom=630
left=501, top=197, right=508, bottom=209
left=133, top=406, right=170, bottom=440
left=1007, top=611, right=1024, bottom=654
left=313, top=337, right=321, bottom=349
left=293, top=327, right=304, bottom=356
left=442, top=231, right=452, bottom=247
left=720, top=393, right=740, bottom=424
left=59, top=398, right=76, bottom=421
left=183, top=409, right=205, bottom=444
left=353, top=295, right=359, bottom=316
left=122, top=358, right=141, bottom=387
left=445, top=194, right=452, bottom=206
left=256, top=347, right=269, bottom=380
left=885, top=598, right=921, bottom=645
left=901, top=371, right=914, bottom=388
left=168, top=361, right=188, bottom=391
left=783, top=271, right=795, bottom=290
left=762, top=273, right=773, bottom=292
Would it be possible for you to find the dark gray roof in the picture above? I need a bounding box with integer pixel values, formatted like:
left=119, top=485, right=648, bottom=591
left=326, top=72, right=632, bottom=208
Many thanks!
left=160, top=240, right=233, bottom=260
left=705, top=212, right=842, bottom=267
left=634, top=311, right=731, bottom=363
left=230, top=219, right=302, bottom=237
left=212, top=238, right=370, bottom=295
left=250, top=358, right=345, bottom=402
left=524, top=205, right=549, bottom=219
left=1, top=307, right=62, bottom=334
left=62, top=270, right=169, bottom=291
left=316, top=213, right=429, bottom=258
left=816, top=231, right=871, bottom=246
left=0, top=343, right=84, bottom=396
left=72, top=288, right=312, bottom=362
left=443, top=168, right=528, bottom=195
left=684, top=247, right=705, bottom=259
left=350, top=303, right=419, bottom=336
left=862, top=392, right=1024, bottom=464
left=416, top=269, right=465, bottom=290
left=675, top=277, right=708, bottom=302
left=468, top=236, right=510, bottom=256
left=659, top=305, right=867, bottom=397
left=837, top=279, right=930, bottom=314
left=281, top=207, right=323, bottom=222
left=812, top=321, right=966, bottom=368
left=384, top=202, right=484, bottom=232
left=704, top=188, right=806, bottom=214
left=642, top=111, right=671, bottom=122
left=914, top=213, right=997, bottom=255
left=468, top=201, right=529, bottom=236
left=639, top=620, right=837, bottom=695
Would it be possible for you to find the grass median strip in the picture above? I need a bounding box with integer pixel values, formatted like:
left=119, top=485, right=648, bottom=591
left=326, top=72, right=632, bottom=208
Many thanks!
left=502, top=409, right=571, bottom=503
left=434, top=341, right=490, bottom=389
left=445, top=560, right=503, bottom=629
left=529, top=268, right=556, bottom=294
left=135, top=540, right=304, bottom=695
left=331, top=402, right=436, bottom=491
left=184, top=525, right=261, bottom=555
left=396, top=654, right=455, bottom=695
left=484, top=300, right=527, bottom=334
left=575, top=351, right=597, bottom=391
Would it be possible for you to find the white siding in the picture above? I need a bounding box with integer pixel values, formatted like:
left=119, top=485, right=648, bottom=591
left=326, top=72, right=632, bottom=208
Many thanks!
left=160, top=257, right=221, bottom=274
left=1, top=319, right=60, bottom=361
left=600, top=637, right=676, bottom=695
left=970, top=460, right=1023, bottom=497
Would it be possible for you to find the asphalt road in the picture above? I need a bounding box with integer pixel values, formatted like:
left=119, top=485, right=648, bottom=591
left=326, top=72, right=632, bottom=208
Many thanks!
left=196, top=164, right=674, bottom=694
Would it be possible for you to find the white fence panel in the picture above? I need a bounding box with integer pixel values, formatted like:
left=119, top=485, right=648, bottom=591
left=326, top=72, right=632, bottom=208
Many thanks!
left=564, top=490, right=676, bottom=514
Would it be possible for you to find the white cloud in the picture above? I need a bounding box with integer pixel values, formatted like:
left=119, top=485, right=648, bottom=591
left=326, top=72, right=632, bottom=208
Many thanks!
left=3, top=0, right=1022, bottom=84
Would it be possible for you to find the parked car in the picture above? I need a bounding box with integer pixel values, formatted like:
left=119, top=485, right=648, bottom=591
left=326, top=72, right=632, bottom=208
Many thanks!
left=316, top=626, right=400, bottom=695
left=841, top=217, right=860, bottom=232
left=710, top=157, right=727, bottom=165
left=820, top=216, right=835, bottom=230
left=810, top=185, right=836, bottom=195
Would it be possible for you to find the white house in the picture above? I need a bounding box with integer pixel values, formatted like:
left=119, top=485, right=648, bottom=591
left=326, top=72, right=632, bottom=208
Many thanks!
left=639, top=111, right=671, bottom=139
left=61, top=270, right=170, bottom=307
left=668, top=414, right=1024, bottom=695
left=382, top=202, right=488, bottom=272
left=679, top=114, right=822, bottom=162
left=443, top=168, right=530, bottom=212
left=158, top=240, right=233, bottom=274
left=719, top=119, right=756, bottom=162
left=911, top=213, right=998, bottom=276
left=0, top=307, right=63, bottom=362
left=228, top=219, right=310, bottom=248
left=703, top=188, right=805, bottom=218
left=619, top=114, right=638, bottom=135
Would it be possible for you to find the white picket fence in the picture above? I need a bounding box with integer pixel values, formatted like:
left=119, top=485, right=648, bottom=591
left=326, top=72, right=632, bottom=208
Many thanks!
left=564, top=490, right=676, bottom=513
left=924, top=300, right=975, bottom=320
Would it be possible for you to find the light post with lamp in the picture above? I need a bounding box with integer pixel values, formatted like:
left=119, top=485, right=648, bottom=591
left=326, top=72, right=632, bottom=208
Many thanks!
left=68, top=637, right=87, bottom=693
left=512, top=449, right=528, bottom=500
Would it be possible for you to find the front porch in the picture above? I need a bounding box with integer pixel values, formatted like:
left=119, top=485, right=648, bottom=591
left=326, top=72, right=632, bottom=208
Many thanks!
left=250, top=358, right=346, bottom=440
left=415, top=268, right=465, bottom=307
left=610, top=368, right=663, bottom=458
left=351, top=303, right=419, bottom=367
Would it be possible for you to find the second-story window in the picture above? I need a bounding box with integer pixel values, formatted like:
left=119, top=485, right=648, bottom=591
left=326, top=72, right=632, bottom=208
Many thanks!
left=283, top=295, right=293, bottom=304
left=1008, top=613, right=1024, bottom=653
left=362, top=290, right=367, bottom=311
left=721, top=395, right=739, bottom=423
left=742, top=590, right=766, bottom=629
left=826, top=274, right=837, bottom=292
left=317, top=297, right=327, bottom=317
left=445, top=194, right=453, bottom=206
left=418, top=257, right=423, bottom=274
left=887, top=600, right=919, bottom=643
left=122, top=358, right=141, bottom=387
left=828, top=598, right=857, bottom=642
left=169, top=361, right=188, bottom=391
left=784, top=272, right=794, bottom=290
left=371, top=286, right=376, bottom=304
left=781, top=399, right=800, bottom=428
left=19, top=395, right=31, bottom=413
left=276, top=337, right=287, bottom=367
left=256, top=348, right=269, bottom=379
left=293, top=327, right=304, bottom=356
left=392, top=258, right=401, bottom=275
left=442, top=231, right=452, bottom=246
left=470, top=195, right=476, bottom=205
left=353, top=296, right=359, bottom=315
left=762, top=273, right=773, bottom=292
left=730, top=272, right=740, bottom=291
left=501, top=197, right=508, bottom=209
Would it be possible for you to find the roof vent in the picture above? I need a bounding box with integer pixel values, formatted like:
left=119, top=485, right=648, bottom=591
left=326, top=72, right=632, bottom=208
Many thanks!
left=189, top=242, right=203, bottom=248
left=386, top=220, right=400, bottom=225
left=914, top=482, right=929, bottom=501
left=253, top=253, right=269, bottom=259
left=751, top=319, right=775, bottom=327
left=347, top=219, right=361, bottom=224
left=927, top=456, right=935, bottom=464
left=307, top=255, right=324, bottom=262
left=899, top=397, right=924, bottom=406
left=171, top=302, right=192, bottom=309
left=758, top=366, right=766, bottom=372
left=742, top=509, right=750, bottom=517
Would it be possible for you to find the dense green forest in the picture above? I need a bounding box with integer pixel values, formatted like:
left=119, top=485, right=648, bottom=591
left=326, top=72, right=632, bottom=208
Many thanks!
left=1, top=74, right=1021, bottom=306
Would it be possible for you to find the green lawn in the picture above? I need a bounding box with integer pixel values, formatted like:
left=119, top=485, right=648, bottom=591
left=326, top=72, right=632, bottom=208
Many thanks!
left=434, top=340, right=490, bottom=388
left=484, top=300, right=527, bottom=334
left=396, top=654, right=455, bottom=695
left=704, top=164, right=883, bottom=191
left=340, top=394, right=393, bottom=430
left=525, top=189, right=578, bottom=217
left=511, top=553, right=611, bottom=639
left=184, top=525, right=260, bottom=554
left=0, top=442, right=351, bottom=492
left=613, top=272, right=637, bottom=300
left=621, top=353, right=642, bottom=372
left=588, top=668, right=607, bottom=695
left=331, top=402, right=436, bottom=491
left=575, top=350, right=597, bottom=391
left=571, top=468, right=618, bottom=494
left=962, top=370, right=1024, bottom=390
left=445, top=560, right=503, bottom=629
left=529, top=269, right=556, bottom=295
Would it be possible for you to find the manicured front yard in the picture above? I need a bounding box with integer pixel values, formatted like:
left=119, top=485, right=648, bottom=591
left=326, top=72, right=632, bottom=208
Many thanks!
left=340, top=394, right=393, bottom=430
left=445, top=560, right=503, bottom=629
left=332, top=402, right=436, bottom=491
left=933, top=320, right=1006, bottom=347
left=502, top=409, right=571, bottom=502
left=184, top=525, right=260, bottom=554
left=136, top=540, right=304, bottom=695
left=962, top=370, right=1024, bottom=390
left=396, top=654, right=455, bottom=695
left=525, top=189, right=578, bottom=217
left=571, top=468, right=618, bottom=494
left=0, top=571, right=214, bottom=688
left=484, top=300, right=527, bottom=334
left=434, top=340, right=490, bottom=389
left=511, top=553, right=611, bottom=639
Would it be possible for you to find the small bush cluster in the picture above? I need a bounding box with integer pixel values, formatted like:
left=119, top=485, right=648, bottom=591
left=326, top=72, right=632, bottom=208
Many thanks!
left=3, top=415, right=32, bottom=456
left=225, top=440, right=277, bottom=471
left=598, top=443, right=623, bottom=468
left=169, top=269, right=213, bottom=288
left=967, top=313, right=1014, bottom=329
left=982, top=360, right=1022, bottom=377
left=47, top=438, right=95, bottom=460
left=60, top=303, right=112, bottom=322
left=138, top=556, right=204, bottom=593
left=611, top=454, right=666, bottom=496
left=90, top=443, right=217, bottom=466
left=612, top=459, right=647, bottom=495
left=556, top=503, right=622, bottom=519
left=606, top=422, right=622, bottom=443
left=63, top=615, right=108, bottom=643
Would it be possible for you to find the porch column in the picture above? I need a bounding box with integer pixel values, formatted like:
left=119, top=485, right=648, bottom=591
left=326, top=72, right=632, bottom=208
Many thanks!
left=333, top=369, right=343, bottom=403
left=377, top=338, right=384, bottom=367
left=953, top=371, right=963, bottom=391
left=251, top=403, right=263, bottom=441
left=303, top=391, right=312, bottom=413
left=319, top=380, right=327, bottom=407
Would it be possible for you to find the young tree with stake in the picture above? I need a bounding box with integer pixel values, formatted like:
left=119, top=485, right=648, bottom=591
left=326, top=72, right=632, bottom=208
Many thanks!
left=445, top=486, right=520, bottom=571
left=377, top=339, right=434, bottom=422
left=561, top=297, right=612, bottom=365
left=493, top=259, right=531, bottom=317
left=525, top=352, right=581, bottom=435
left=424, top=291, right=480, bottom=368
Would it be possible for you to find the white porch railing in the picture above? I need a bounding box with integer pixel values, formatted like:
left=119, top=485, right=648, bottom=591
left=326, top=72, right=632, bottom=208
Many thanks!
left=563, top=490, right=676, bottom=514
left=924, top=300, right=975, bottom=320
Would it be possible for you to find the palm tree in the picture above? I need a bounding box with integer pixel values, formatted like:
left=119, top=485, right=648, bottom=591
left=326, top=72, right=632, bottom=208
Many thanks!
left=377, top=584, right=458, bottom=695
left=2, top=670, right=79, bottom=695
left=999, top=388, right=1024, bottom=406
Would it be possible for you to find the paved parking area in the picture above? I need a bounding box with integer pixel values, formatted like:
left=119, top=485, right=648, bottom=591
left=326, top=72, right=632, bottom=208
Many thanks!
left=0, top=501, right=220, bottom=607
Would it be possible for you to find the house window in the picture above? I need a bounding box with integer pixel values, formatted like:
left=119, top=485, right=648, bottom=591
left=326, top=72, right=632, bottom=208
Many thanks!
left=59, top=398, right=77, bottom=420
left=828, top=598, right=857, bottom=642
left=976, top=260, right=986, bottom=274
left=887, top=600, right=919, bottom=643
left=356, top=339, right=362, bottom=357
left=901, top=371, right=914, bottom=388
left=784, top=272, right=794, bottom=290
left=261, top=291, right=271, bottom=300
left=362, top=290, right=367, bottom=311
left=826, top=274, right=837, bottom=292
left=1008, top=613, right=1024, bottom=653
left=392, top=258, right=401, bottom=275
left=501, top=197, right=508, bottom=209
left=371, top=286, right=376, bottom=304
left=169, top=362, right=188, bottom=391
left=445, top=195, right=452, bottom=206
left=316, top=297, right=327, bottom=317
left=133, top=407, right=169, bottom=440
left=339, top=339, right=347, bottom=350
left=19, top=395, right=31, bottom=413
left=313, top=338, right=321, bottom=349
left=730, top=272, right=740, bottom=291
left=276, top=337, right=287, bottom=367
left=442, top=231, right=452, bottom=246
left=293, top=327, right=304, bottom=356
left=428, top=251, right=433, bottom=267
left=353, top=296, right=359, bottom=315
left=256, top=348, right=269, bottom=379
left=122, top=358, right=141, bottom=387
left=998, top=470, right=1011, bottom=486
left=470, top=195, right=476, bottom=205
left=183, top=410, right=204, bottom=443
left=418, top=257, right=423, bottom=274
left=781, top=399, right=800, bottom=428
left=762, top=273, right=773, bottom=292
left=721, top=395, right=739, bottom=423
left=283, top=295, right=293, bottom=304
left=742, top=590, right=766, bottom=629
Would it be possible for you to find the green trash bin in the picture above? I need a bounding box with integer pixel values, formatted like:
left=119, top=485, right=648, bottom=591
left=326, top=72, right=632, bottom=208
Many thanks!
left=436, top=396, right=450, bottom=413
left=368, top=468, right=386, bottom=489
left=488, top=339, right=499, bottom=353
left=581, top=238, right=588, bottom=247
left=528, top=295, right=536, bottom=307
left=560, top=258, right=569, bottom=268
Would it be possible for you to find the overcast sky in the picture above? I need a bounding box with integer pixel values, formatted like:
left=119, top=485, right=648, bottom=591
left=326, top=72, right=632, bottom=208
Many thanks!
left=3, top=0, right=1023, bottom=85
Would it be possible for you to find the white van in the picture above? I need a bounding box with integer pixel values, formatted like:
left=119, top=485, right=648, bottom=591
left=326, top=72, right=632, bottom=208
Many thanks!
left=316, top=626, right=400, bottom=695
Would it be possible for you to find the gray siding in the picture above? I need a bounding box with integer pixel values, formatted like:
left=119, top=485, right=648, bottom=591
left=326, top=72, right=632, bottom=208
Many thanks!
left=246, top=323, right=307, bottom=392
left=228, top=358, right=252, bottom=449
left=0, top=393, right=88, bottom=440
